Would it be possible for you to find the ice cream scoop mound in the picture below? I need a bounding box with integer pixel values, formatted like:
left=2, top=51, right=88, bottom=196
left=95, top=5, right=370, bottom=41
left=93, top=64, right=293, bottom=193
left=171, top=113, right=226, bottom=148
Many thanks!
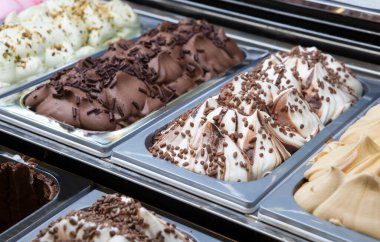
left=33, top=194, right=193, bottom=242
left=151, top=46, right=361, bottom=182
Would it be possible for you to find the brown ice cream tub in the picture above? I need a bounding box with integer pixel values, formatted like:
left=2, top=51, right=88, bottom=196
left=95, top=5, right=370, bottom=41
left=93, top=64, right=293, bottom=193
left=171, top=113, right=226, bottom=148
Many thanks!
left=0, top=146, right=92, bottom=241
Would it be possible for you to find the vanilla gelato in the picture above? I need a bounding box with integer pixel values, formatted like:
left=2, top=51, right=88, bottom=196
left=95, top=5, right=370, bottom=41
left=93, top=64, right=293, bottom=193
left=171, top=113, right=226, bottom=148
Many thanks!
left=0, top=0, right=140, bottom=88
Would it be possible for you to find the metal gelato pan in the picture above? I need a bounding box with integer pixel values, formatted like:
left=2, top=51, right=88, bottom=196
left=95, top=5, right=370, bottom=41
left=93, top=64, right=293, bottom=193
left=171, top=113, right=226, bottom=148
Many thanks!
left=258, top=97, right=380, bottom=242
left=0, top=146, right=92, bottom=241
left=111, top=59, right=380, bottom=214
left=18, top=189, right=221, bottom=242
left=0, top=12, right=268, bottom=158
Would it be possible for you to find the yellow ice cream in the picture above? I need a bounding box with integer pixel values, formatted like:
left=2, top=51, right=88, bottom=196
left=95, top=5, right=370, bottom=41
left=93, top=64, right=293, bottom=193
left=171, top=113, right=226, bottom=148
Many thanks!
left=295, top=104, right=380, bottom=239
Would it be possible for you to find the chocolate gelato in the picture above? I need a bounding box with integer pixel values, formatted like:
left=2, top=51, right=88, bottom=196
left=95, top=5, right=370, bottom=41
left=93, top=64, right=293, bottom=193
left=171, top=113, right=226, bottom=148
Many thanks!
left=150, top=46, right=363, bottom=182
left=33, top=193, right=193, bottom=242
left=24, top=19, right=244, bottom=131
left=0, top=157, right=58, bottom=233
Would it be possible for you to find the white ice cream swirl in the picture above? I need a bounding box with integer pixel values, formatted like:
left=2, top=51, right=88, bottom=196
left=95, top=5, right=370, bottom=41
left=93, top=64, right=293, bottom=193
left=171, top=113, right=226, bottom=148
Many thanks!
left=150, top=46, right=362, bottom=182
left=151, top=73, right=323, bottom=181
left=251, top=46, right=362, bottom=124
left=0, top=0, right=140, bottom=88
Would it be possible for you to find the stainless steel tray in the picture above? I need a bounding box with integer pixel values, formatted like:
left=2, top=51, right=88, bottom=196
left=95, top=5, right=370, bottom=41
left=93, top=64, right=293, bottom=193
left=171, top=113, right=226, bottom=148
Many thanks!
left=18, top=189, right=220, bottom=242
left=111, top=47, right=380, bottom=214
left=0, top=13, right=268, bottom=158
left=258, top=97, right=380, bottom=242
left=0, top=3, right=379, bottom=241
left=0, top=146, right=92, bottom=241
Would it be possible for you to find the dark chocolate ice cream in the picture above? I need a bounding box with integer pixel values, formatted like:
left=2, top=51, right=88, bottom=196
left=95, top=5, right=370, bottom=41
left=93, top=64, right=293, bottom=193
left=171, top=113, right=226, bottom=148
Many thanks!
left=0, top=157, right=58, bottom=233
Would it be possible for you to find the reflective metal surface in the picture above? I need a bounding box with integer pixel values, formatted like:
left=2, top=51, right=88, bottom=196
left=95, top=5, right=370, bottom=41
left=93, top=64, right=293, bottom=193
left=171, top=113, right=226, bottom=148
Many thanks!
left=273, top=0, right=380, bottom=22
left=142, top=0, right=380, bottom=64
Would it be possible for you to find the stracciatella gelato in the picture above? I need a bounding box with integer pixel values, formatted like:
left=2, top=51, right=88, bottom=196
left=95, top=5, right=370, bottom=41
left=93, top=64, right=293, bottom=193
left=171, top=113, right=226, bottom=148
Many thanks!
left=150, top=46, right=363, bottom=182
left=33, top=194, right=193, bottom=242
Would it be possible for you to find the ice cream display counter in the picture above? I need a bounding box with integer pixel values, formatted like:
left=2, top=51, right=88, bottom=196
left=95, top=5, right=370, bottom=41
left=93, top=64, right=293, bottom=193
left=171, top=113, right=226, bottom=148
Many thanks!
left=0, top=0, right=379, bottom=241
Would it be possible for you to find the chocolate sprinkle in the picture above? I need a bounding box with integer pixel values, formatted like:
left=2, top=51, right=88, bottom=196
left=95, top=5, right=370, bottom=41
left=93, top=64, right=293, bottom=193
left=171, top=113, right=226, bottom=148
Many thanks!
left=24, top=19, right=244, bottom=131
